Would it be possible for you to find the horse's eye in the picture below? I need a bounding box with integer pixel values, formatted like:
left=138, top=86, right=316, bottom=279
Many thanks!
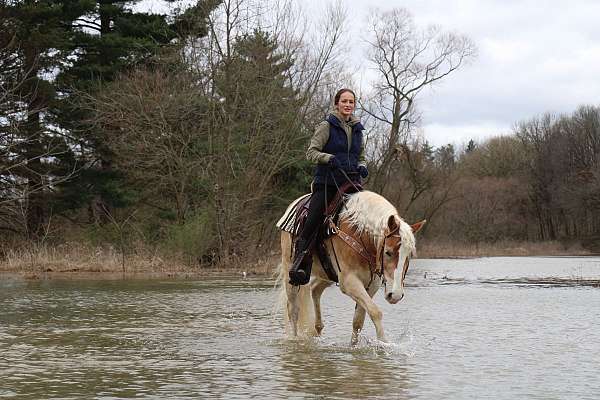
left=385, top=251, right=393, bottom=257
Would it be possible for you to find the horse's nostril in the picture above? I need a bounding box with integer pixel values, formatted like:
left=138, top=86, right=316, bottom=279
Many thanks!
left=386, top=293, right=393, bottom=300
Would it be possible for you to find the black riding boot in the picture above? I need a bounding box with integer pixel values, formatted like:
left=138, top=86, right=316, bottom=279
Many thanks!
left=289, top=237, right=313, bottom=286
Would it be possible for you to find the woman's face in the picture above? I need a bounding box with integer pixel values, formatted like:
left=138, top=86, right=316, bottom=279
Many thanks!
left=336, top=91, right=355, bottom=119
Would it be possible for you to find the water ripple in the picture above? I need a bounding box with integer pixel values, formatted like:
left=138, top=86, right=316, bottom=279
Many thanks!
left=2, top=257, right=600, bottom=399
left=431, top=276, right=600, bottom=288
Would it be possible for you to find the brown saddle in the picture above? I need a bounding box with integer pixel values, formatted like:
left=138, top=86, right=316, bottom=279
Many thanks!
left=292, top=183, right=361, bottom=237
left=290, top=182, right=363, bottom=283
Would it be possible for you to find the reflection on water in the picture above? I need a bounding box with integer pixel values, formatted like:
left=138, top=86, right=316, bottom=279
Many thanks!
left=277, top=339, right=413, bottom=399
left=1, top=256, right=600, bottom=399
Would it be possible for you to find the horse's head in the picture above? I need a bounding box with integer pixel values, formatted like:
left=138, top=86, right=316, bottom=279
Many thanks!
left=381, top=216, right=425, bottom=304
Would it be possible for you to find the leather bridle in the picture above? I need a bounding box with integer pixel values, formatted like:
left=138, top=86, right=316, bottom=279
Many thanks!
left=330, top=220, right=404, bottom=287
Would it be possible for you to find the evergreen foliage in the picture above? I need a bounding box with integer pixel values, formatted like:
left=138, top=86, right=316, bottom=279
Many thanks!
left=52, top=0, right=182, bottom=225
left=0, top=0, right=81, bottom=238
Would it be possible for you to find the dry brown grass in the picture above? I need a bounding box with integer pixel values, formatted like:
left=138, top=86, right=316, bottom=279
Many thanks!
left=0, top=243, right=193, bottom=277
left=417, top=239, right=592, bottom=258
left=0, top=242, right=281, bottom=279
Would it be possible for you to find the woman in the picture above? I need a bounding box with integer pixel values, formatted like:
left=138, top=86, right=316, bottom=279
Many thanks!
left=289, top=88, right=368, bottom=286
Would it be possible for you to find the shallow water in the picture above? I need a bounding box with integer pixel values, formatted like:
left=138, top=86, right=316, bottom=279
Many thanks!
left=1, top=256, right=600, bottom=399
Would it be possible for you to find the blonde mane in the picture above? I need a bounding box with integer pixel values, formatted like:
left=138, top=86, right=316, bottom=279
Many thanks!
left=339, top=191, right=416, bottom=253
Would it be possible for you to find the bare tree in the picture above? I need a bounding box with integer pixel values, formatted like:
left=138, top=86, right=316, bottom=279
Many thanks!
left=516, top=107, right=600, bottom=241
left=285, top=0, right=350, bottom=119
left=183, top=0, right=350, bottom=124
left=81, top=66, right=214, bottom=224
left=362, top=8, right=476, bottom=192
left=176, top=0, right=351, bottom=257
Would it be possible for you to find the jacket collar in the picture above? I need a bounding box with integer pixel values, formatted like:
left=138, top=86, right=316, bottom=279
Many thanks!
left=328, top=111, right=364, bottom=131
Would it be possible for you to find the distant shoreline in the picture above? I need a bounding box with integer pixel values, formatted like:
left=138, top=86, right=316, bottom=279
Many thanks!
left=0, top=270, right=258, bottom=281
left=1, top=239, right=596, bottom=280
left=417, top=239, right=594, bottom=259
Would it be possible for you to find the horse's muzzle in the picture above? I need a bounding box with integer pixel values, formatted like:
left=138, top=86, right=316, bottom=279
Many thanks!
left=385, top=292, right=404, bottom=304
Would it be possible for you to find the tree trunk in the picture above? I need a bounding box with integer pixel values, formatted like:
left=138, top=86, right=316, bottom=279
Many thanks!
left=23, top=48, right=46, bottom=240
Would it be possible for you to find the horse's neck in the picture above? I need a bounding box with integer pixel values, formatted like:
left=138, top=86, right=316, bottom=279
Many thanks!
left=338, top=219, right=378, bottom=254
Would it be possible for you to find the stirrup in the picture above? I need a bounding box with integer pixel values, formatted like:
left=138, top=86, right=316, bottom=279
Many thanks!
left=289, top=249, right=312, bottom=286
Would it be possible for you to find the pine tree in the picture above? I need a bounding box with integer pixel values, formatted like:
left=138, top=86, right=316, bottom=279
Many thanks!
left=435, top=144, right=456, bottom=170
left=52, top=0, right=181, bottom=223
left=0, top=0, right=84, bottom=238
left=466, top=139, right=476, bottom=153
left=211, top=29, right=309, bottom=253
left=420, top=140, right=435, bottom=162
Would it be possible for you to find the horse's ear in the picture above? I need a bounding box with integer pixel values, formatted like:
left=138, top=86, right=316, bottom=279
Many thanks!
left=387, top=215, right=398, bottom=232
left=410, top=220, right=426, bottom=233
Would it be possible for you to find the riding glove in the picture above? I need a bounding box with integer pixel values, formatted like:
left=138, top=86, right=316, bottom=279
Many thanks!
left=358, top=165, right=369, bottom=178
left=328, top=156, right=342, bottom=169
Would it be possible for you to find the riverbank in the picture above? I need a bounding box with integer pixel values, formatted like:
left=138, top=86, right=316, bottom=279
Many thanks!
left=0, top=243, right=277, bottom=280
left=417, top=239, right=593, bottom=258
left=0, top=240, right=594, bottom=280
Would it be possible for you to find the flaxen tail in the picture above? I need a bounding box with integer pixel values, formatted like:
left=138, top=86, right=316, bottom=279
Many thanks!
left=276, top=232, right=315, bottom=337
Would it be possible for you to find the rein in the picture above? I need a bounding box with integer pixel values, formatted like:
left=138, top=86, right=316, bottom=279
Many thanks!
left=329, top=219, right=402, bottom=286
left=324, top=168, right=403, bottom=288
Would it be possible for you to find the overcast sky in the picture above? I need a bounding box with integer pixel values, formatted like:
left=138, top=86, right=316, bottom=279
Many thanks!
left=312, top=0, right=600, bottom=147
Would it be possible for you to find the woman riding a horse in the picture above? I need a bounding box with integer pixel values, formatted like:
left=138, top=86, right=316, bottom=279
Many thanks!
left=278, top=88, right=425, bottom=344
left=289, top=88, right=368, bottom=286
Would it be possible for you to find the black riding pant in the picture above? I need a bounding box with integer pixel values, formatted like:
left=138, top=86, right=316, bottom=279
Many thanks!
left=299, top=183, right=337, bottom=243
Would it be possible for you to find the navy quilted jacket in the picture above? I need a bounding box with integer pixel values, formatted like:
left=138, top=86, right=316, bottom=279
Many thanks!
left=314, top=114, right=364, bottom=186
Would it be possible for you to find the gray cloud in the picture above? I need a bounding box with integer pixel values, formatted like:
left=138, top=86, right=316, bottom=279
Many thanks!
left=341, top=0, right=600, bottom=146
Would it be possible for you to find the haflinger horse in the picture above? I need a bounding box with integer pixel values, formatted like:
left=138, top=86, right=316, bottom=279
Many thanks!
left=276, top=190, right=425, bottom=345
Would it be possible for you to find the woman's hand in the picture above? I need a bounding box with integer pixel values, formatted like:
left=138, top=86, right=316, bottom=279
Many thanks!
left=358, top=165, right=368, bottom=178
left=328, top=156, right=342, bottom=169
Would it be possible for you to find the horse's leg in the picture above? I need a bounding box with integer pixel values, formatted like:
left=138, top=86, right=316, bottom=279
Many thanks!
left=286, top=282, right=300, bottom=337
left=281, top=232, right=300, bottom=337
left=351, top=282, right=380, bottom=345
left=341, top=274, right=387, bottom=342
left=311, top=279, right=332, bottom=336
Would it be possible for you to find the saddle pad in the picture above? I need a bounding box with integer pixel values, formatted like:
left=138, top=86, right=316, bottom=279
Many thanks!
left=275, top=193, right=311, bottom=234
